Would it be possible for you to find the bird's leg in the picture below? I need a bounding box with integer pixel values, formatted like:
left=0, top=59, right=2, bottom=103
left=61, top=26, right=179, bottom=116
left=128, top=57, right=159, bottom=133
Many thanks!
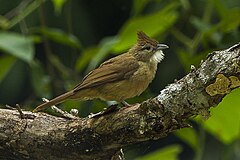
left=88, top=101, right=132, bottom=118
left=121, top=101, right=131, bottom=107
left=88, top=104, right=119, bottom=118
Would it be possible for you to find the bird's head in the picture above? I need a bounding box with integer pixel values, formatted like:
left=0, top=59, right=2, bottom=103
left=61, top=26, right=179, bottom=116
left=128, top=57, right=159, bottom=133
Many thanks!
left=129, top=31, right=169, bottom=63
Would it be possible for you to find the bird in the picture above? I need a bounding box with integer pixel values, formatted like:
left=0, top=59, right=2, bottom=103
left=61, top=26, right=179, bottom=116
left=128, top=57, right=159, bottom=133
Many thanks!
left=33, top=31, right=169, bottom=112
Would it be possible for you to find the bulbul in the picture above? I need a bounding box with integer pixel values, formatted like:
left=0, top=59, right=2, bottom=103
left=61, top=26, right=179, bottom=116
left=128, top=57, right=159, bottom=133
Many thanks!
left=33, top=31, right=168, bottom=112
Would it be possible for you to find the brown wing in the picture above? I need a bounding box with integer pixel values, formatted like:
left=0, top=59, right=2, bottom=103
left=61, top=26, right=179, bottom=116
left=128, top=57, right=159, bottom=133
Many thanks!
left=73, top=54, right=139, bottom=92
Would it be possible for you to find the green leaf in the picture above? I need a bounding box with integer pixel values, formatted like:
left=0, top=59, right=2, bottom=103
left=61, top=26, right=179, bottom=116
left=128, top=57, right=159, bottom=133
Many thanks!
left=51, top=0, right=67, bottom=14
left=0, top=32, right=34, bottom=63
left=30, top=60, right=51, bottom=98
left=209, top=0, right=240, bottom=33
left=76, top=36, right=118, bottom=73
left=203, top=88, right=240, bottom=144
left=86, top=36, right=119, bottom=71
left=191, top=16, right=210, bottom=32
left=175, top=128, right=198, bottom=150
left=136, top=145, right=182, bottom=160
left=220, top=8, right=240, bottom=33
left=112, top=2, right=179, bottom=53
left=7, top=0, right=43, bottom=29
left=75, top=47, right=99, bottom=72
left=0, top=55, right=16, bottom=84
left=0, top=15, right=9, bottom=29
left=132, top=0, right=150, bottom=16
left=34, top=27, right=81, bottom=49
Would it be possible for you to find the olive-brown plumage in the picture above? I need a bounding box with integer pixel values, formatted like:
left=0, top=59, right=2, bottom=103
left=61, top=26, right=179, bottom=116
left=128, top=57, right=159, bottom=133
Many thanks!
left=33, top=31, right=168, bottom=112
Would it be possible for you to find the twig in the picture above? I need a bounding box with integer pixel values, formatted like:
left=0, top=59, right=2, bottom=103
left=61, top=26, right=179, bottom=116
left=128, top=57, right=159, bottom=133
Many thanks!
left=16, top=104, right=35, bottom=119
left=5, top=104, right=16, bottom=110
left=42, top=98, right=78, bottom=119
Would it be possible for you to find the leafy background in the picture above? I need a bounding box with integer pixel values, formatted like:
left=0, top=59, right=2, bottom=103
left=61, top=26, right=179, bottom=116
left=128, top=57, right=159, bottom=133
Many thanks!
left=0, top=0, right=240, bottom=159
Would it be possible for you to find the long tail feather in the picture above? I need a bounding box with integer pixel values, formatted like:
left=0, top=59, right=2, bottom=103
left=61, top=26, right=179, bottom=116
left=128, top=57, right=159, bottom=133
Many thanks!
left=32, top=91, right=74, bottom=112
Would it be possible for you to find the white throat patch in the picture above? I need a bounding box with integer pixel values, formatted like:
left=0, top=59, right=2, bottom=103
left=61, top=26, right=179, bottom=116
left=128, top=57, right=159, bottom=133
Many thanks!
left=151, top=50, right=164, bottom=63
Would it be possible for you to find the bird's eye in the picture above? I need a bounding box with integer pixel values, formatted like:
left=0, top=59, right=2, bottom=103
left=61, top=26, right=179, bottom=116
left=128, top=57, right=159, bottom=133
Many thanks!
left=143, top=46, right=151, bottom=51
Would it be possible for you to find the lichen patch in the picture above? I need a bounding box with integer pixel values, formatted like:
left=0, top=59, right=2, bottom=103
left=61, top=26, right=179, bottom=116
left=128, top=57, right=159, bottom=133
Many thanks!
left=205, top=74, right=240, bottom=96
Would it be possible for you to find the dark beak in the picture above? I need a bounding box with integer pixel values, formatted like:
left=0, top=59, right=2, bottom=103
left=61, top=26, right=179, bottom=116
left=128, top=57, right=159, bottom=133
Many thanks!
left=157, top=44, right=169, bottom=50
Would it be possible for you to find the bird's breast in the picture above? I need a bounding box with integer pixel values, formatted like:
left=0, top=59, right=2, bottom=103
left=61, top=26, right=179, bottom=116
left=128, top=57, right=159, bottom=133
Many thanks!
left=129, top=61, right=158, bottom=95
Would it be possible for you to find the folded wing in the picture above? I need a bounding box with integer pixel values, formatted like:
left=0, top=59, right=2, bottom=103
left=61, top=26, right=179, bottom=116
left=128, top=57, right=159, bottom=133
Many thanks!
left=73, top=54, right=139, bottom=92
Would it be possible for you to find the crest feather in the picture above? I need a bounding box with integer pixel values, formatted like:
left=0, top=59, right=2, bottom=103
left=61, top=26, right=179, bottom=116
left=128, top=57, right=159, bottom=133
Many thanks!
left=137, top=31, right=158, bottom=47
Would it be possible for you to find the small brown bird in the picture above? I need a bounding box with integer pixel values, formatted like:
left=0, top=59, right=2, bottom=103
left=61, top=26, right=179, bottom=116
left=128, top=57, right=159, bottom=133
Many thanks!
left=33, top=31, right=168, bottom=112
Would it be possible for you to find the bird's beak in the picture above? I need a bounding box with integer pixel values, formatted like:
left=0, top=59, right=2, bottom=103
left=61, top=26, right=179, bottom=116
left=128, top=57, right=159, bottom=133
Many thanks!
left=157, top=44, right=169, bottom=50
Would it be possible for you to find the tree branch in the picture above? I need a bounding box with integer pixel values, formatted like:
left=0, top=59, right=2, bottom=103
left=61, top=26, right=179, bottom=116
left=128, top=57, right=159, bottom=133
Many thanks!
left=0, top=43, right=240, bottom=160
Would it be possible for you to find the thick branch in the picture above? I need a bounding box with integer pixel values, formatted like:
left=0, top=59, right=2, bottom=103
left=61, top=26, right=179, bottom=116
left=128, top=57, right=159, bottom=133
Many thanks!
left=0, top=43, right=240, bottom=160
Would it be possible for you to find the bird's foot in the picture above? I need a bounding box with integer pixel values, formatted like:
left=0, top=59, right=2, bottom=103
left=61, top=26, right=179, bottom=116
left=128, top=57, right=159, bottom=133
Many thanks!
left=121, top=101, right=131, bottom=107
left=88, top=104, right=120, bottom=118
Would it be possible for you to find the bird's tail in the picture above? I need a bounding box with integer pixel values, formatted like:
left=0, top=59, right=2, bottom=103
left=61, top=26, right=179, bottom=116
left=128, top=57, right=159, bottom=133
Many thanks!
left=32, top=91, right=74, bottom=112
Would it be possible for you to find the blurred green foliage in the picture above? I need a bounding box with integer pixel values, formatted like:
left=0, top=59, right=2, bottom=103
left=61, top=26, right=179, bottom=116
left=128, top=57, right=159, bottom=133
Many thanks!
left=0, top=32, right=34, bottom=62
left=203, top=88, right=240, bottom=144
left=136, top=145, right=182, bottom=160
left=0, top=0, right=239, bottom=159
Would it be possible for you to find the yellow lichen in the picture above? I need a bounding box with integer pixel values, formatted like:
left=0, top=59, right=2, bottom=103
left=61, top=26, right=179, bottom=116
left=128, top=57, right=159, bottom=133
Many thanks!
left=206, top=74, right=230, bottom=96
left=205, top=74, right=240, bottom=96
left=229, top=76, right=240, bottom=88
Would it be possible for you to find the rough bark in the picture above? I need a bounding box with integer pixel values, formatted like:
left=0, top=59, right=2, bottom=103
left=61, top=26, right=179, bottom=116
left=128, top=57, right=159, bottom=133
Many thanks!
left=0, top=43, right=240, bottom=160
